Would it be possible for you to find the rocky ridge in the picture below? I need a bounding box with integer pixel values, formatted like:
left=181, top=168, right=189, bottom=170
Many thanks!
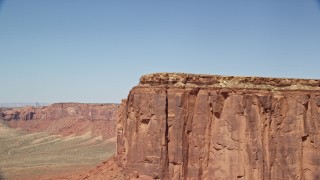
left=0, top=103, right=118, bottom=139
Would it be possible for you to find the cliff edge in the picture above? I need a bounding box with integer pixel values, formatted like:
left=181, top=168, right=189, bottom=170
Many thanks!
left=116, top=73, right=320, bottom=179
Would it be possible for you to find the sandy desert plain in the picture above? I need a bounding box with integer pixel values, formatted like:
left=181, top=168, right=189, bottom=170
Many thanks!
left=0, top=121, right=116, bottom=179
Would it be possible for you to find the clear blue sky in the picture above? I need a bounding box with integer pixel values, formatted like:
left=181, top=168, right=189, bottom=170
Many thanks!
left=1, top=0, right=320, bottom=103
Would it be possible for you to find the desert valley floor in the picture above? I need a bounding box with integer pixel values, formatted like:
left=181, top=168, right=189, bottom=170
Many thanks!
left=0, top=122, right=116, bottom=180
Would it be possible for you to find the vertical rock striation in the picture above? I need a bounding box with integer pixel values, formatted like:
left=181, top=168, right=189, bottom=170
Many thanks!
left=117, top=73, right=320, bottom=179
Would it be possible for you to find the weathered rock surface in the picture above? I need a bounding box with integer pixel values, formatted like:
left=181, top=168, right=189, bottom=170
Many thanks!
left=116, top=73, right=320, bottom=179
left=0, top=103, right=118, bottom=139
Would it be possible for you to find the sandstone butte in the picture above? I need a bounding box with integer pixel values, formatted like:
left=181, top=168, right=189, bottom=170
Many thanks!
left=0, top=103, right=118, bottom=139
left=113, top=73, right=320, bottom=180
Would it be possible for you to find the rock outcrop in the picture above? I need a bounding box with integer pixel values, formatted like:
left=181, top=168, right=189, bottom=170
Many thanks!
left=116, top=73, right=320, bottom=179
left=1, top=103, right=118, bottom=139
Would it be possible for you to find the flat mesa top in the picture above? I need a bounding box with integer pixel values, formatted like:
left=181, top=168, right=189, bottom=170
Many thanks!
left=139, top=73, right=320, bottom=90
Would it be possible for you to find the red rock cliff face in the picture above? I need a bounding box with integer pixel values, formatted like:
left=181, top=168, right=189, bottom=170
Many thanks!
left=117, top=73, right=320, bottom=179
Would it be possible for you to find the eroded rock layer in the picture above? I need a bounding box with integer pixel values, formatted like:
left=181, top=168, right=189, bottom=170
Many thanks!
left=117, top=73, right=320, bottom=179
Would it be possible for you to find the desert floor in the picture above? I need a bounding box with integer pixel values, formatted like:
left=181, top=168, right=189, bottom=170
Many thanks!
left=0, top=122, right=116, bottom=180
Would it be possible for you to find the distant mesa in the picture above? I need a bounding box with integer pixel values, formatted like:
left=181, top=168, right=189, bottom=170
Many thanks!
left=0, top=102, right=119, bottom=139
